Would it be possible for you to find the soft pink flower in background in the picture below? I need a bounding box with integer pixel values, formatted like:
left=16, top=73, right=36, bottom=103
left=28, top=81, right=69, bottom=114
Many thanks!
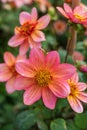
left=0, top=52, right=26, bottom=94
left=67, top=73, right=87, bottom=113
left=15, top=48, right=76, bottom=109
left=34, top=0, right=52, bottom=12
left=1, top=0, right=33, bottom=7
left=72, top=51, right=84, bottom=62
left=53, top=20, right=67, bottom=35
left=57, top=3, right=87, bottom=26
left=8, top=8, right=50, bottom=55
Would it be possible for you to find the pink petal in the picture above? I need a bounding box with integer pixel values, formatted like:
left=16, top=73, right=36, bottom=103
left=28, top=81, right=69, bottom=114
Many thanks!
left=67, top=96, right=83, bottom=113
left=19, top=41, right=29, bottom=55
left=77, top=82, right=87, bottom=91
left=76, top=92, right=87, bottom=103
left=6, top=76, right=16, bottom=94
left=16, top=55, right=26, bottom=62
left=23, top=85, right=41, bottom=105
left=14, top=75, right=34, bottom=90
left=70, top=72, right=79, bottom=83
left=8, top=34, right=25, bottom=47
left=64, top=3, right=72, bottom=14
left=56, top=7, right=69, bottom=18
left=73, top=6, right=87, bottom=17
left=45, top=51, right=60, bottom=70
left=31, top=7, right=38, bottom=22
left=4, top=52, right=15, bottom=67
left=29, top=48, right=45, bottom=69
left=19, top=12, right=31, bottom=25
left=31, top=31, right=45, bottom=42
left=0, top=64, right=12, bottom=81
left=28, top=37, right=41, bottom=48
left=35, top=14, right=50, bottom=30
left=16, top=61, right=35, bottom=78
left=42, top=87, right=57, bottom=109
left=56, top=64, right=76, bottom=80
left=49, top=80, right=70, bottom=98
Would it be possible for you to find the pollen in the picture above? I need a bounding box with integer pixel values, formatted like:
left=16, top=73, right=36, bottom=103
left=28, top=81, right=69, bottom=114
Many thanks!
left=35, top=70, right=52, bottom=87
left=68, top=80, right=78, bottom=96
left=74, top=14, right=84, bottom=21
left=15, top=22, right=37, bottom=36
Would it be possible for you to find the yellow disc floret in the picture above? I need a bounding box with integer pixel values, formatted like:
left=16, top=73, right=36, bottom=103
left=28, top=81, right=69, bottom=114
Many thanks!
left=35, top=70, right=52, bottom=87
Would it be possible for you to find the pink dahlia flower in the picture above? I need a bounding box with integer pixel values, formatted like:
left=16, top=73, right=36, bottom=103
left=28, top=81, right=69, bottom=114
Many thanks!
left=15, top=48, right=76, bottom=109
left=67, top=73, right=87, bottom=113
left=8, top=8, right=50, bottom=55
left=57, top=3, right=87, bottom=26
left=0, top=52, right=26, bottom=94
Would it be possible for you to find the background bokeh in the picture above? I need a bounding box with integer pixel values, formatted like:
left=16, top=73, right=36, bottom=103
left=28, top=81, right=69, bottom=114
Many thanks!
left=0, top=0, right=87, bottom=130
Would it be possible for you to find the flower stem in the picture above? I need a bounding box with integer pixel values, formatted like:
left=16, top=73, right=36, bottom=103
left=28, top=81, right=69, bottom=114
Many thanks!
left=65, top=0, right=80, bottom=63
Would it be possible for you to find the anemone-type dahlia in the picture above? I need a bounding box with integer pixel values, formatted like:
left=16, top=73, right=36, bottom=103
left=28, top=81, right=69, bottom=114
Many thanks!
left=15, top=48, right=76, bottom=109
left=67, top=73, right=87, bottom=113
left=57, top=3, right=87, bottom=26
left=8, top=8, right=50, bottom=55
left=0, top=52, right=25, bottom=93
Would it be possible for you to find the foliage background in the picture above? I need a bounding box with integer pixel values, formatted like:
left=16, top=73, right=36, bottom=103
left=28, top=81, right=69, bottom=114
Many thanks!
left=0, top=0, right=87, bottom=129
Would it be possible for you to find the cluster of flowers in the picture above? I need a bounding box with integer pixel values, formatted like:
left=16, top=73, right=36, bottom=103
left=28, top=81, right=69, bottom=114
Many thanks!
left=1, top=0, right=33, bottom=8
left=0, top=4, right=87, bottom=114
left=1, top=0, right=51, bottom=12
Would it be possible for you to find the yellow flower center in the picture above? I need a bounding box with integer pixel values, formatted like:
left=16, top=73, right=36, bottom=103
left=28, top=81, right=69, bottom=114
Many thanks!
left=35, top=70, right=52, bottom=87
left=68, top=80, right=78, bottom=96
left=15, top=22, right=37, bottom=36
left=74, top=14, right=84, bottom=21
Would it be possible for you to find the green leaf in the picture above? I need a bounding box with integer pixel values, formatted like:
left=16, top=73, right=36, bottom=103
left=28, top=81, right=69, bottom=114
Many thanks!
left=50, top=118, right=67, bottom=130
left=37, top=120, right=48, bottom=130
left=75, top=112, right=87, bottom=129
left=58, top=50, right=74, bottom=64
left=67, top=120, right=80, bottom=130
left=14, top=110, right=36, bottom=130
left=0, top=124, right=13, bottom=130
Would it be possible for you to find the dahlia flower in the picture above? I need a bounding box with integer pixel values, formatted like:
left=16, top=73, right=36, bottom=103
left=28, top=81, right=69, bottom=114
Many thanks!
left=57, top=3, right=87, bottom=26
left=15, top=48, right=76, bottom=109
left=8, top=8, right=50, bottom=55
left=67, top=73, right=87, bottom=113
left=0, top=52, right=26, bottom=93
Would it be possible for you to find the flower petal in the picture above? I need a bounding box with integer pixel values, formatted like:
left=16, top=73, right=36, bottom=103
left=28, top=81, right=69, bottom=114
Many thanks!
left=0, top=64, right=12, bottom=81
left=56, top=64, right=76, bottom=79
left=46, top=51, right=60, bottom=70
left=16, top=61, right=35, bottom=78
left=76, top=92, right=87, bottom=103
left=29, top=48, right=45, bottom=69
left=31, top=31, right=45, bottom=42
left=28, top=37, right=41, bottom=48
left=67, top=95, right=83, bottom=113
left=35, top=14, right=50, bottom=30
left=70, top=72, right=79, bottom=83
left=4, top=52, right=15, bottom=67
left=19, top=41, right=29, bottom=55
left=56, top=7, right=69, bottom=18
left=19, top=12, right=31, bottom=25
left=6, top=76, right=16, bottom=94
left=77, top=82, right=87, bottom=91
left=31, top=7, right=38, bottom=22
left=23, top=85, right=41, bottom=105
left=49, top=80, right=70, bottom=98
left=64, top=3, right=72, bottom=14
left=8, top=34, right=25, bottom=47
left=14, top=75, right=34, bottom=90
left=42, top=87, right=57, bottom=109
